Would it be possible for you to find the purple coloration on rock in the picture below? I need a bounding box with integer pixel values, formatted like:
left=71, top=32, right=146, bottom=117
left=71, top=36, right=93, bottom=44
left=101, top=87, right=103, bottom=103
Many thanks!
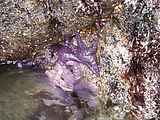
left=43, top=33, right=100, bottom=120
left=44, top=60, right=98, bottom=108
left=57, top=32, right=100, bottom=77
left=74, top=80, right=98, bottom=95
left=0, top=58, right=39, bottom=69
left=45, top=61, right=98, bottom=97
left=43, top=87, right=74, bottom=107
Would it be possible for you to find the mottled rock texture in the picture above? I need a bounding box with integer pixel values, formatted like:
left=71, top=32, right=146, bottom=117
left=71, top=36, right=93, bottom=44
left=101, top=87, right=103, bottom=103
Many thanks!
left=0, top=0, right=62, bottom=61
left=0, top=0, right=159, bottom=120
left=0, top=0, right=123, bottom=62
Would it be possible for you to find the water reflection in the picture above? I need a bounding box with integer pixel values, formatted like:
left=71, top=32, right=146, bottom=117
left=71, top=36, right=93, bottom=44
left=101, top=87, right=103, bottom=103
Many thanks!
left=0, top=66, right=71, bottom=120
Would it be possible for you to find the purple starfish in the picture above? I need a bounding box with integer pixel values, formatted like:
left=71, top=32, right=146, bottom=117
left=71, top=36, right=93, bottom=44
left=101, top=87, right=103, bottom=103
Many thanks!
left=45, top=61, right=98, bottom=94
left=42, top=32, right=100, bottom=120
left=56, top=32, right=100, bottom=77
left=44, top=61, right=98, bottom=106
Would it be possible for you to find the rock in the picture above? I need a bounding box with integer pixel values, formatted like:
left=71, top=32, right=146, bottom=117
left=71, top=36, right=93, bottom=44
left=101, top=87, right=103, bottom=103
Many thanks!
left=0, top=0, right=63, bottom=61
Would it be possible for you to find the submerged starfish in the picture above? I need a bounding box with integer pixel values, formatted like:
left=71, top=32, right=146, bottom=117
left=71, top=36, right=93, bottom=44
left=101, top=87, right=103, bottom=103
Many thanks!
left=56, top=32, right=100, bottom=76
left=45, top=61, right=98, bottom=107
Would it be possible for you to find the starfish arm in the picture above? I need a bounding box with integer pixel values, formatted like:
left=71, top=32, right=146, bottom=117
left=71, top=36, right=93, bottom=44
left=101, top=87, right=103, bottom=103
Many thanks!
left=64, top=32, right=73, bottom=46
left=88, top=38, right=98, bottom=54
left=66, top=61, right=82, bottom=83
left=57, top=46, right=81, bottom=64
left=50, top=44, right=63, bottom=53
left=74, top=81, right=98, bottom=94
left=85, top=61, right=100, bottom=77
left=76, top=33, right=87, bottom=48
left=59, top=52, right=82, bottom=64
left=78, top=52, right=100, bottom=76
left=61, top=65, right=75, bottom=89
left=57, top=33, right=100, bottom=77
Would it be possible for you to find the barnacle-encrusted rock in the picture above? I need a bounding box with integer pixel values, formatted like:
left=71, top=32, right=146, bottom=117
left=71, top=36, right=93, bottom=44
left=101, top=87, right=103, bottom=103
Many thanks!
left=0, top=0, right=63, bottom=61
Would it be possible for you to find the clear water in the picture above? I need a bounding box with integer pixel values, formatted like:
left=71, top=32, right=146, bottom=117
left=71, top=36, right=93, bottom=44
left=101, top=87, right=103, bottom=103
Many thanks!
left=0, top=66, right=126, bottom=120
left=0, top=66, right=71, bottom=120
left=0, top=66, right=40, bottom=120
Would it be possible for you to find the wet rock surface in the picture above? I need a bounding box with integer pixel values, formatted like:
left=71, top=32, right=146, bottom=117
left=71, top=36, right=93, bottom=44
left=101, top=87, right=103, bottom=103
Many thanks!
left=0, top=0, right=63, bottom=61
left=0, top=0, right=123, bottom=61
left=0, top=0, right=159, bottom=120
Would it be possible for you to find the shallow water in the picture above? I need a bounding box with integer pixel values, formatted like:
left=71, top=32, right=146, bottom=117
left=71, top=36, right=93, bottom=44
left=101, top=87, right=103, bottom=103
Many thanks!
left=0, top=66, right=71, bottom=120
left=0, top=66, right=129, bottom=120
left=0, top=66, right=41, bottom=120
